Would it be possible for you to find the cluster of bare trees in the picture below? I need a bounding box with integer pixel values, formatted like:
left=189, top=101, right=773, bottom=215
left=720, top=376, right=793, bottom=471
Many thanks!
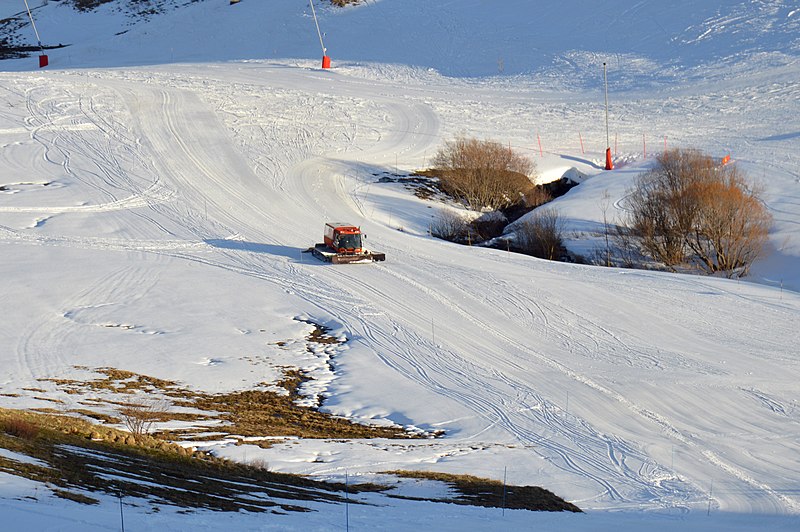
left=624, top=149, right=772, bottom=277
left=428, top=141, right=770, bottom=276
left=432, top=137, right=536, bottom=210
left=429, top=136, right=564, bottom=257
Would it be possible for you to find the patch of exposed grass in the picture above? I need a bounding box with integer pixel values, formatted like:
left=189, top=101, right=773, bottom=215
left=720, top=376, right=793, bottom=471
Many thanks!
left=304, top=322, right=341, bottom=346
left=172, top=387, right=411, bottom=441
left=69, top=0, right=116, bottom=11
left=0, top=416, right=39, bottom=440
left=386, top=470, right=582, bottom=512
left=44, top=363, right=419, bottom=443
left=0, top=408, right=379, bottom=513
left=38, top=319, right=427, bottom=442
left=0, top=414, right=578, bottom=514
left=382, top=171, right=445, bottom=201
left=44, top=367, right=181, bottom=395
left=68, top=409, right=121, bottom=425
left=33, top=396, right=64, bottom=404
left=52, top=489, right=99, bottom=505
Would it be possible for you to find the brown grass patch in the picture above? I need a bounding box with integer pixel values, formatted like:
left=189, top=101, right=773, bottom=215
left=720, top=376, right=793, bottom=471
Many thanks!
left=44, top=364, right=419, bottom=443
left=167, top=385, right=411, bottom=442
left=52, top=489, right=99, bottom=505
left=0, top=408, right=379, bottom=513
left=386, top=470, right=582, bottom=512
left=1, top=416, right=39, bottom=440
left=33, top=396, right=65, bottom=404
left=69, top=409, right=121, bottom=424
left=32, top=320, right=427, bottom=443
left=0, top=410, right=578, bottom=515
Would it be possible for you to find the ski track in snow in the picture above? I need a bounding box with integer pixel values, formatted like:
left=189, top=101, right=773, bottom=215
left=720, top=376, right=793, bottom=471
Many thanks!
left=1, top=58, right=799, bottom=519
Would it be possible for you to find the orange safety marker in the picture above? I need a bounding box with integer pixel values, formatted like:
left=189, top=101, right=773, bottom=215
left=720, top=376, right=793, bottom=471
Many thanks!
left=605, top=147, right=614, bottom=170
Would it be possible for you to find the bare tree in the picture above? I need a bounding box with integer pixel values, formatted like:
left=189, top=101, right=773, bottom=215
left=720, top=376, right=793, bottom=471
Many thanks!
left=119, top=399, right=168, bottom=443
left=623, top=149, right=772, bottom=277
left=516, top=208, right=564, bottom=260
left=684, top=169, right=772, bottom=276
left=624, top=150, right=706, bottom=267
left=599, top=189, right=612, bottom=267
left=432, top=137, right=536, bottom=210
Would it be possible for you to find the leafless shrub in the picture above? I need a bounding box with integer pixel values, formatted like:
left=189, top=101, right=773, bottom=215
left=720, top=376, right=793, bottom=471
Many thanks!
left=623, top=149, right=772, bottom=277
left=432, top=137, right=536, bottom=210
left=516, top=208, right=564, bottom=260
left=431, top=209, right=470, bottom=242
left=523, top=186, right=553, bottom=209
left=119, top=399, right=169, bottom=443
left=248, top=458, right=270, bottom=471
left=610, top=225, right=649, bottom=269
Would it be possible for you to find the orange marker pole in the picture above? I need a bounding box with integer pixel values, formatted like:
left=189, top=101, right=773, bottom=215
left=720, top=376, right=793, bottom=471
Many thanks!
left=643, top=133, right=647, bottom=159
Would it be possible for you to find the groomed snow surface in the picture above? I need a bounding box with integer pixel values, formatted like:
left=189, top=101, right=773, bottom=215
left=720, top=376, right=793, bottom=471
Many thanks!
left=1, top=1, right=799, bottom=530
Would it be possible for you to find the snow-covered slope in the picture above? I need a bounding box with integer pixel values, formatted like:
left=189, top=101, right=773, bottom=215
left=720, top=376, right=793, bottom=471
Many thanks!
left=1, top=1, right=799, bottom=530
left=6, top=1, right=800, bottom=80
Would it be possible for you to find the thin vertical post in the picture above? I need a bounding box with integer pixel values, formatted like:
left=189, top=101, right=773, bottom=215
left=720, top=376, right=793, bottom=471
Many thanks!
left=118, top=491, right=125, bottom=532
left=603, top=63, right=613, bottom=170
left=643, top=132, right=647, bottom=159
left=707, top=479, right=713, bottom=516
left=579, top=131, right=585, bottom=154
left=603, top=63, right=610, bottom=150
left=345, top=470, right=350, bottom=531
left=309, top=0, right=326, bottom=57
left=502, top=466, right=508, bottom=516
left=23, top=0, right=43, bottom=52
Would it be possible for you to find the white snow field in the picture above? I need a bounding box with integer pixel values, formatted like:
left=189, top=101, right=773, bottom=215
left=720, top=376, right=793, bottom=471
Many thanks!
left=1, top=0, right=799, bottom=530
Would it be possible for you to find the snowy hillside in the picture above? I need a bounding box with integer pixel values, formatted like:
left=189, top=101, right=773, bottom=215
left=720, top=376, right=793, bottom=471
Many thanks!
left=1, top=1, right=799, bottom=530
